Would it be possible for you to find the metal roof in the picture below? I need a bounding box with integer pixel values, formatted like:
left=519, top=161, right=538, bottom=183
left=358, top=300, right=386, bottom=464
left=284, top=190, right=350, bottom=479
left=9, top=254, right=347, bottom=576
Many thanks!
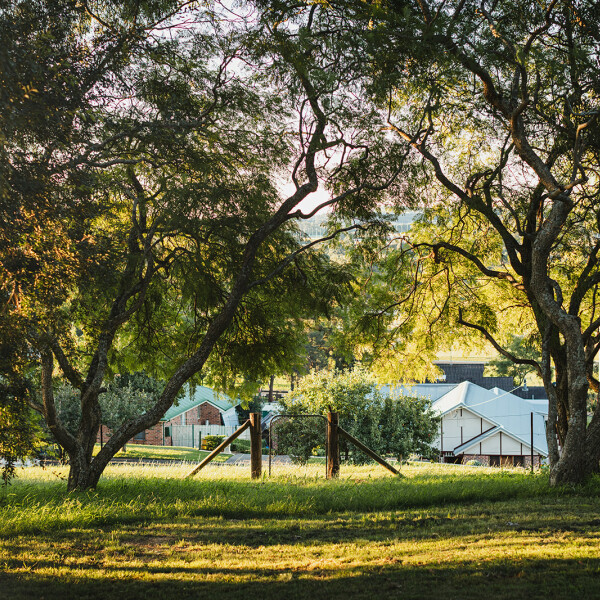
left=161, top=385, right=235, bottom=422
left=433, top=382, right=548, bottom=456
left=380, top=383, right=458, bottom=402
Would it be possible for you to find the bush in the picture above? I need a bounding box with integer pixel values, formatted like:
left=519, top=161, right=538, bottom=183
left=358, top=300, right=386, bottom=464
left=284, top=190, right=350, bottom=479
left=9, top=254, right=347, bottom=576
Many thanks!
left=229, top=438, right=268, bottom=454
left=230, top=439, right=251, bottom=453
left=201, top=435, right=226, bottom=451
left=275, top=416, right=325, bottom=465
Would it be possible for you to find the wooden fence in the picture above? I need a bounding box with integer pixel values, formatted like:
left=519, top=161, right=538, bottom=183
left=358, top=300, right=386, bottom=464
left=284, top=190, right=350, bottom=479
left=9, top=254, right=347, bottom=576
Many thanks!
left=186, top=412, right=400, bottom=480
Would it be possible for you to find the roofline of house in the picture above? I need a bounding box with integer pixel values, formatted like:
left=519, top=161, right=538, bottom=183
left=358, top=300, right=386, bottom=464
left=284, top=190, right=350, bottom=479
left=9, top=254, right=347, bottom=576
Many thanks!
left=453, top=425, right=548, bottom=457
left=160, top=398, right=235, bottom=422
left=435, top=401, right=503, bottom=431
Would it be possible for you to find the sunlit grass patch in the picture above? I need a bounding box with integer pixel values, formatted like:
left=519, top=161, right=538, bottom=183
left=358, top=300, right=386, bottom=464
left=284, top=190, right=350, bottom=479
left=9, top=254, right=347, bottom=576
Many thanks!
left=92, top=443, right=231, bottom=462
left=1, top=464, right=599, bottom=599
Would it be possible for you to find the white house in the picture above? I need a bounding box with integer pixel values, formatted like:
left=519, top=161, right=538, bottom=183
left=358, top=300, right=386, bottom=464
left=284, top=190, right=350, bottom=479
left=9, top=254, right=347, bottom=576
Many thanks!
left=432, top=382, right=548, bottom=467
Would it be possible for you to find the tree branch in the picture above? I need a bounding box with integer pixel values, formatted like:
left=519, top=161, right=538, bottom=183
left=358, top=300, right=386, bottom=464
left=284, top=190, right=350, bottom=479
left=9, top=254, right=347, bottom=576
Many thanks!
left=458, top=309, right=542, bottom=376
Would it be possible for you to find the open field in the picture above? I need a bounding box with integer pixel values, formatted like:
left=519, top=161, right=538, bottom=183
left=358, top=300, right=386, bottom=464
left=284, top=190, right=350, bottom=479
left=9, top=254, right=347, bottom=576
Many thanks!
left=1, top=463, right=599, bottom=599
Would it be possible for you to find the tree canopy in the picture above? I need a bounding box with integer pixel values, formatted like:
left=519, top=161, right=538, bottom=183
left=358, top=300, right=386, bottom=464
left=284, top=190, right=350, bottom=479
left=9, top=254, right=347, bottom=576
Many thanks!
left=4, top=0, right=600, bottom=488
left=0, top=0, right=401, bottom=489
left=252, top=0, right=600, bottom=484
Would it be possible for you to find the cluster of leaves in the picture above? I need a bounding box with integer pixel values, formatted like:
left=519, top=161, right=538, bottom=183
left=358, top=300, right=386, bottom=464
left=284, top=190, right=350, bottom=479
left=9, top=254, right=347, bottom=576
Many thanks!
left=201, top=435, right=226, bottom=451
left=276, top=367, right=439, bottom=464
left=53, top=372, right=164, bottom=438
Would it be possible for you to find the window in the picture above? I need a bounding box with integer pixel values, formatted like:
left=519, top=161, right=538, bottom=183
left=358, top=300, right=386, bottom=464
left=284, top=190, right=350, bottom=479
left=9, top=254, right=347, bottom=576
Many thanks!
left=134, top=431, right=146, bottom=441
left=164, top=426, right=171, bottom=438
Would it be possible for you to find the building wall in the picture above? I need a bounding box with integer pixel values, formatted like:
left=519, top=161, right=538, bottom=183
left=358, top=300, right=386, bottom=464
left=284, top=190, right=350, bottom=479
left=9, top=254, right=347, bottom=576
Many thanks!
left=97, top=423, right=164, bottom=446
left=438, top=409, right=494, bottom=453
left=177, top=402, right=222, bottom=426
left=96, top=402, right=224, bottom=447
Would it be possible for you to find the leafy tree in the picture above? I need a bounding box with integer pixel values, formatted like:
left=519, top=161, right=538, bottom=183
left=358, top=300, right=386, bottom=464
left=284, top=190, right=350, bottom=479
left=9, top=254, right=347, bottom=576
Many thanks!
left=255, top=0, right=600, bottom=484
left=2, top=0, right=400, bottom=490
left=50, top=372, right=164, bottom=456
left=275, top=416, right=324, bottom=465
left=486, top=336, right=542, bottom=386
left=101, top=372, right=165, bottom=434
left=279, top=367, right=439, bottom=463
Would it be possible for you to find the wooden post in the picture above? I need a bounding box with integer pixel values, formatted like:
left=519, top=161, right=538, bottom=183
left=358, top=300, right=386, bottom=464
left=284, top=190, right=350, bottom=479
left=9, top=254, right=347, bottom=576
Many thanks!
left=250, top=412, right=262, bottom=479
left=186, top=420, right=250, bottom=478
left=530, top=412, right=534, bottom=473
left=338, top=426, right=400, bottom=476
left=327, top=412, right=340, bottom=479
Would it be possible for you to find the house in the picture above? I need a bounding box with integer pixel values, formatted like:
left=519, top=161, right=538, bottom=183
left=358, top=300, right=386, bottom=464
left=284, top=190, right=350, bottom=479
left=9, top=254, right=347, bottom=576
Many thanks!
left=98, top=385, right=239, bottom=447
left=386, top=361, right=547, bottom=403
left=159, top=386, right=239, bottom=447
left=431, top=381, right=548, bottom=466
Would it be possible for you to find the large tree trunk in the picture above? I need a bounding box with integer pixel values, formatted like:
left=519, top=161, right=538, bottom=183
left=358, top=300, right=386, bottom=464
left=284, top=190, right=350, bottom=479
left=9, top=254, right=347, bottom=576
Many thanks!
left=545, top=337, right=592, bottom=486
left=67, top=447, right=103, bottom=492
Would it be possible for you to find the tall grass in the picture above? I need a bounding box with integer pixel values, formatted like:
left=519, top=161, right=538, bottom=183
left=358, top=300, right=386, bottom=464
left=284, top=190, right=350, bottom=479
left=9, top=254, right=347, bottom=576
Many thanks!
left=1, top=463, right=598, bottom=538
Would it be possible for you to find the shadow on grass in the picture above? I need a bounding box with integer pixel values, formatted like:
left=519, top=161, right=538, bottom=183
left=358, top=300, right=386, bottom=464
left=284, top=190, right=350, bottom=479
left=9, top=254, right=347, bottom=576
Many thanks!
left=3, top=471, right=600, bottom=538
left=2, top=558, right=600, bottom=600
left=8, top=505, right=600, bottom=553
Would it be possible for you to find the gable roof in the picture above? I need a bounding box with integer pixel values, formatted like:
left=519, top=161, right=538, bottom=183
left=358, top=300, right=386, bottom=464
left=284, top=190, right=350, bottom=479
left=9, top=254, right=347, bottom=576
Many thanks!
left=161, top=385, right=235, bottom=422
left=433, top=381, right=548, bottom=456
left=453, top=424, right=548, bottom=457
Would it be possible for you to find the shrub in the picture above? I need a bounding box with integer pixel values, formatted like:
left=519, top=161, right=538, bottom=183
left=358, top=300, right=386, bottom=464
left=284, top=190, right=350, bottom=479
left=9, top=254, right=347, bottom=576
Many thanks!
left=201, top=435, right=226, bottom=451
left=229, top=438, right=268, bottom=454
left=275, top=417, right=325, bottom=465
left=230, top=439, right=251, bottom=453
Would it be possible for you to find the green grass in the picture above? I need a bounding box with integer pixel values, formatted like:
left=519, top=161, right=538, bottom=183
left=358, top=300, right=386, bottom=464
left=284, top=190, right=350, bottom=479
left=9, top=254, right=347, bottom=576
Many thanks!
left=93, top=443, right=232, bottom=463
left=1, top=463, right=599, bottom=599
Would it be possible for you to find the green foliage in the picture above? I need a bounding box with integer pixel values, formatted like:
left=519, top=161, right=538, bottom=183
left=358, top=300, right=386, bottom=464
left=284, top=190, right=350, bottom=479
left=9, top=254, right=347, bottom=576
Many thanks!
left=234, top=396, right=263, bottom=424
left=0, top=320, right=40, bottom=482
left=54, top=372, right=164, bottom=436
left=201, top=435, right=226, bottom=451
left=280, top=367, right=439, bottom=463
left=275, top=417, right=325, bottom=465
left=230, top=438, right=251, bottom=453
left=0, top=392, right=39, bottom=484
left=101, top=373, right=165, bottom=433
left=379, top=395, right=440, bottom=461
left=485, top=336, right=542, bottom=386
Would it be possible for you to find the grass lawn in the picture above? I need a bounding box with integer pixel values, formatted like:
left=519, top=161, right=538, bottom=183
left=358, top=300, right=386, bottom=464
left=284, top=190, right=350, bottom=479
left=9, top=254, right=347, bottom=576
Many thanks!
left=1, top=463, right=599, bottom=599
left=93, top=443, right=231, bottom=463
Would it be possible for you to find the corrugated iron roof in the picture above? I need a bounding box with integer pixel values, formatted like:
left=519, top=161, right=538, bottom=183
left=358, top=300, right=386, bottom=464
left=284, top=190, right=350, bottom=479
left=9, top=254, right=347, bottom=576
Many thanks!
left=432, top=382, right=549, bottom=456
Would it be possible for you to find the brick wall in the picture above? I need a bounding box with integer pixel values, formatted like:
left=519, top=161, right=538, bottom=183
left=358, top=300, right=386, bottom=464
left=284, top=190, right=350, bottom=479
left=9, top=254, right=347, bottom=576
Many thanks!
left=95, top=402, right=224, bottom=446
left=96, top=423, right=165, bottom=446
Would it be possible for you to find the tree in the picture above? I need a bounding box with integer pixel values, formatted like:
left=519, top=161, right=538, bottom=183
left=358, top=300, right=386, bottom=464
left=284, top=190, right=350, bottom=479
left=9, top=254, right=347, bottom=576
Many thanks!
left=53, top=372, right=164, bottom=438
left=372, top=0, right=600, bottom=486
left=279, top=367, right=439, bottom=463
left=257, top=0, right=600, bottom=484
left=2, top=0, right=402, bottom=490
left=486, top=335, right=542, bottom=386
